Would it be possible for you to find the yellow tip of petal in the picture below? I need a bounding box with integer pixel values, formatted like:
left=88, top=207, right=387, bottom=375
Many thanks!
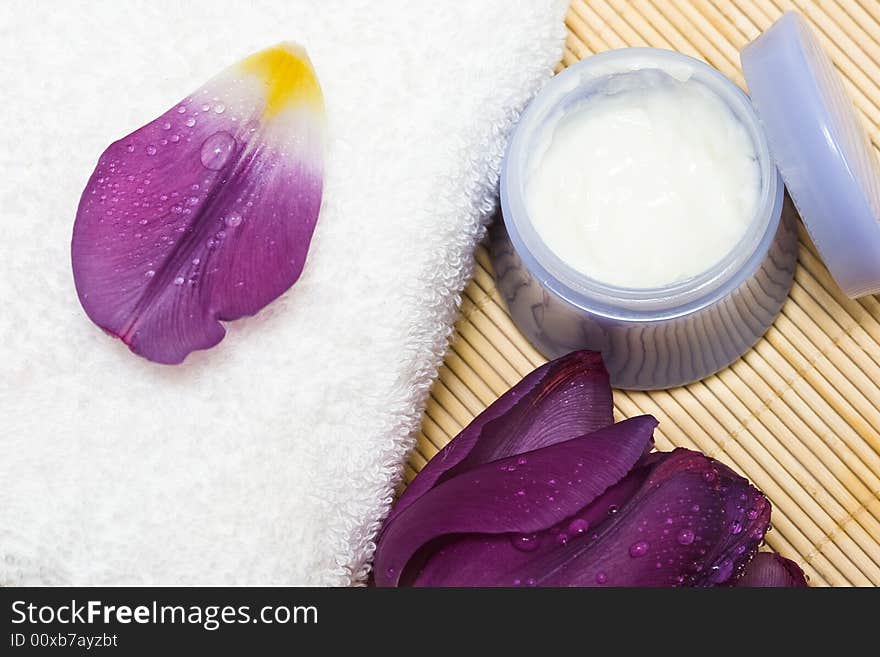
left=241, top=43, right=323, bottom=117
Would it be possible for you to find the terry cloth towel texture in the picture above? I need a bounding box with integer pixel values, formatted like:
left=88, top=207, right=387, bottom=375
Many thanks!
left=0, top=0, right=567, bottom=584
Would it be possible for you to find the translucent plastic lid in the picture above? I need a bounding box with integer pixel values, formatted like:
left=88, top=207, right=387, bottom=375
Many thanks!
left=741, top=12, right=880, bottom=298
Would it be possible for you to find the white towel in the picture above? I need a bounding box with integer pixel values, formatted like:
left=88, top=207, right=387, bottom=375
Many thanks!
left=0, top=0, right=566, bottom=585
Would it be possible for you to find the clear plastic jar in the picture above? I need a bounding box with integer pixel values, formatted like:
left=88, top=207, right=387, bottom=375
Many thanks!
left=492, top=48, right=798, bottom=390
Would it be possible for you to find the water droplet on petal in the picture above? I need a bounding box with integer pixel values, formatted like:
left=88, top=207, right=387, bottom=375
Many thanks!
left=677, top=529, right=695, bottom=545
left=728, top=520, right=743, bottom=535
left=511, top=534, right=539, bottom=552
left=145, top=270, right=155, bottom=278
left=595, top=572, right=607, bottom=584
left=709, top=558, right=734, bottom=584
left=173, top=276, right=185, bottom=286
left=177, top=105, right=187, bottom=114
left=225, top=213, right=242, bottom=227
left=515, top=489, right=526, bottom=498
left=213, top=103, right=225, bottom=114
left=517, top=457, right=527, bottom=466
left=200, top=131, right=236, bottom=170
left=145, top=145, right=157, bottom=156
left=629, top=540, right=649, bottom=557
left=185, top=117, right=196, bottom=127
left=607, top=504, right=619, bottom=516
left=567, top=519, right=589, bottom=535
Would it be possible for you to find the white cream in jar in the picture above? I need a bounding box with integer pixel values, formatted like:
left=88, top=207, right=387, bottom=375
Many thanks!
left=525, top=73, right=761, bottom=289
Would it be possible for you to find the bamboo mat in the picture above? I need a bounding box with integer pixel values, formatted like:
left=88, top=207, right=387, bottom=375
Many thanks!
left=406, top=0, right=880, bottom=587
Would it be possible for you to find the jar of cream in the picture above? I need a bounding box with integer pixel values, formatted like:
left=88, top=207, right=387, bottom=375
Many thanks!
left=493, top=47, right=796, bottom=389
left=495, top=12, right=880, bottom=390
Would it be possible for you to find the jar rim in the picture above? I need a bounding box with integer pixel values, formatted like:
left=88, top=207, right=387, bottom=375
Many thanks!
left=501, top=47, right=784, bottom=321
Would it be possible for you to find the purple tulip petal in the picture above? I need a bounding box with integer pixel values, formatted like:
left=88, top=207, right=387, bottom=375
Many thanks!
left=495, top=449, right=770, bottom=587
left=389, top=351, right=613, bottom=523
left=72, top=44, right=325, bottom=363
left=375, top=415, right=657, bottom=586
left=733, top=552, right=808, bottom=587
left=411, top=460, right=654, bottom=586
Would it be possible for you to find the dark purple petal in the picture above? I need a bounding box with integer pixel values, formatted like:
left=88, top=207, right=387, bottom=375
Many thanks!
left=411, top=459, right=654, bottom=586
left=72, top=44, right=325, bottom=364
left=495, top=449, right=770, bottom=587
left=694, top=459, right=772, bottom=586
left=375, top=416, right=657, bottom=586
left=389, top=351, right=613, bottom=523
left=733, top=552, right=808, bottom=587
